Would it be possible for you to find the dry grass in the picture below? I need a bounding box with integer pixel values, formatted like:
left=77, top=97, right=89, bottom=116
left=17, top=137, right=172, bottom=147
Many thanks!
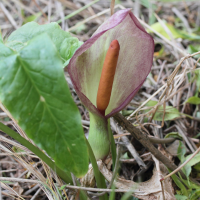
left=1, top=0, right=200, bottom=199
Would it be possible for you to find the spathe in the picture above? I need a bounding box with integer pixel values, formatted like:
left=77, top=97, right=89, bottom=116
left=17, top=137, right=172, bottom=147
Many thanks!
left=68, top=9, right=154, bottom=119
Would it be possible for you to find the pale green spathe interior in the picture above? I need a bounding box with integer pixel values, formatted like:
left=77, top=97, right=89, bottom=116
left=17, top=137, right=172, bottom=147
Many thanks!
left=75, top=14, right=153, bottom=116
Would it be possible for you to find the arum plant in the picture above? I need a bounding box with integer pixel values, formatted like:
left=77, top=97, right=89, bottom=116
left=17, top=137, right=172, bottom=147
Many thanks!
left=0, top=9, right=154, bottom=199
left=68, top=8, right=154, bottom=161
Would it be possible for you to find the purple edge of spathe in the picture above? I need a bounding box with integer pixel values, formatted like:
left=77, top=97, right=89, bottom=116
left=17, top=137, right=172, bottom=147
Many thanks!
left=68, top=8, right=154, bottom=119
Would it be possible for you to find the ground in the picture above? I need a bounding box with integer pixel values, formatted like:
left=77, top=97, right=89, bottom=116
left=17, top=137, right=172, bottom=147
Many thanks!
left=0, top=0, right=200, bottom=200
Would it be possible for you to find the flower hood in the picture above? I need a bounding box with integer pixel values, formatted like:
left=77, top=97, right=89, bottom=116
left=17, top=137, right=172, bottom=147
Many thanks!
left=68, top=9, right=154, bottom=119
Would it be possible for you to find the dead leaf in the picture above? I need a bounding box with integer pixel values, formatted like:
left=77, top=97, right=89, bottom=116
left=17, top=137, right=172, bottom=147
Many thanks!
left=154, top=74, right=158, bottom=82
left=104, top=154, right=112, bottom=170
left=166, top=140, right=180, bottom=156
left=97, top=160, right=176, bottom=200
left=13, top=183, right=24, bottom=195
left=80, top=164, right=95, bottom=188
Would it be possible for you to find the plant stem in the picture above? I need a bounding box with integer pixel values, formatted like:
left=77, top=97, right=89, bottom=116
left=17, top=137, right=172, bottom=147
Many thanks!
left=86, top=139, right=108, bottom=200
left=88, top=112, right=110, bottom=160
left=108, top=118, right=116, bottom=169
left=0, top=122, right=72, bottom=184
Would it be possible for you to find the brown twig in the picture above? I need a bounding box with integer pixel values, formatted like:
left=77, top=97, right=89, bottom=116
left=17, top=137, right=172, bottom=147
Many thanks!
left=113, top=112, right=200, bottom=185
left=114, top=132, right=176, bottom=144
left=160, top=180, right=165, bottom=200
left=110, top=118, right=147, bottom=169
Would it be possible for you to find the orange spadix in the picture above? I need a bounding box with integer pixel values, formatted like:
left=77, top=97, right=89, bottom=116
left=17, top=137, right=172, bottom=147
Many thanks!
left=97, top=40, right=120, bottom=115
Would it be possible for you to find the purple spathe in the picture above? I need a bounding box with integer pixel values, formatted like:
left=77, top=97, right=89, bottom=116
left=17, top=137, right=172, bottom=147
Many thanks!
left=68, top=8, right=154, bottom=119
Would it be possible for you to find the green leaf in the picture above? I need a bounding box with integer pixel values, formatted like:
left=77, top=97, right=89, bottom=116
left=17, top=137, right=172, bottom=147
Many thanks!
left=108, top=185, right=116, bottom=200
left=122, top=110, right=133, bottom=116
left=155, top=106, right=180, bottom=121
left=146, top=100, right=158, bottom=107
left=149, top=21, right=200, bottom=40
left=175, top=194, right=188, bottom=200
left=6, top=22, right=70, bottom=50
left=140, top=0, right=157, bottom=9
left=0, top=33, right=88, bottom=177
left=5, top=22, right=82, bottom=66
left=59, top=185, right=67, bottom=191
left=194, top=132, right=200, bottom=138
left=23, top=13, right=41, bottom=24
left=71, top=23, right=87, bottom=34
left=121, top=191, right=139, bottom=200
left=181, top=179, right=200, bottom=190
left=149, top=21, right=182, bottom=39
left=185, top=96, right=200, bottom=105
left=12, top=146, right=25, bottom=153
left=60, top=37, right=83, bottom=66
left=177, top=141, right=186, bottom=163
left=194, top=162, right=200, bottom=171
left=187, top=45, right=200, bottom=59
left=190, top=190, right=200, bottom=200
left=194, top=70, right=200, bottom=92
left=145, top=100, right=181, bottom=121
left=178, top=32, right=200, bottom=41
left=171, top=173, right=188, bottom=196
left=121, top=152, right=130, bottom=159
left=0, top=42, right=15, bottom=60
left=183, top=153, right=200, bottom=177
left=1, top=181, right=15, bottom=184
left=165, top=132, right=183, bottom=140
left=183, top=164, right=192, bottom=178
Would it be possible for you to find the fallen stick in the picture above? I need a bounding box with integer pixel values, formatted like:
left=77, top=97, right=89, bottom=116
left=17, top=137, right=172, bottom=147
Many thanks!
left=113, top=112, right=200, bottom=185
